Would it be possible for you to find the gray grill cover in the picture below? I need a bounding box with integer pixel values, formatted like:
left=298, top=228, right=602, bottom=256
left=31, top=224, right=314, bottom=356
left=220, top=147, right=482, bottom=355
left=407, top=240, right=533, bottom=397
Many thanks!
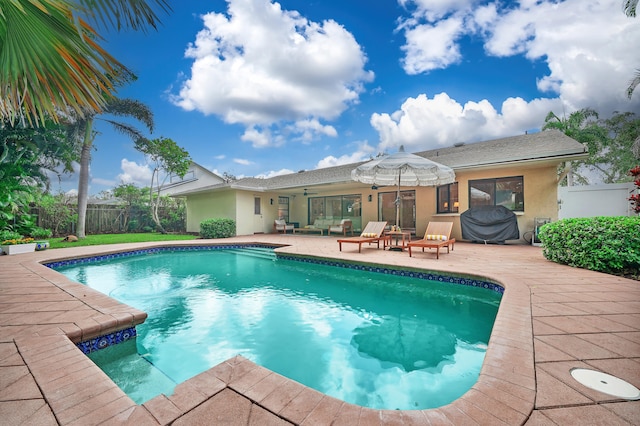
left=460, top=206, right=520, bottom=243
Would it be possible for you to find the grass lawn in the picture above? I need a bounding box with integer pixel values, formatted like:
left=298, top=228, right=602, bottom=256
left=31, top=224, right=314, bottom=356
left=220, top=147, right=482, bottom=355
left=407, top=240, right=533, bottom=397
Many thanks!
left=48, top=233, right=198, bottom=249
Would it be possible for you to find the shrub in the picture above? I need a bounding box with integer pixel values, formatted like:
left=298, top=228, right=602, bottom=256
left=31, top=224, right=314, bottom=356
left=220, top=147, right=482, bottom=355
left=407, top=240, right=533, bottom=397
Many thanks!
left=539, top=216, right=640, bottom=275
left=0, top=230, right=23, bottom=243
left=30, top=227, right=52, bottom=239
left=200, top=218, right=236, bottom=239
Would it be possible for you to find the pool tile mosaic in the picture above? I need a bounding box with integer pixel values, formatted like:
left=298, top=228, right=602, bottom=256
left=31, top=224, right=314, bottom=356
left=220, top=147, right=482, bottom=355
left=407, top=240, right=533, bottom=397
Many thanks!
left=44, top=244, right=279, bottom=269
left=76, top=327, right=137, bottom=354
left=277, top=254, right=504, bottom=294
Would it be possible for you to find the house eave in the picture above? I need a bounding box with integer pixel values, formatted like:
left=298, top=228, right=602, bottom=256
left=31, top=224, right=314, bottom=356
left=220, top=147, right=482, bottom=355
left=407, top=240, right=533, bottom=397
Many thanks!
left=451, top=152, right=589, bottom=171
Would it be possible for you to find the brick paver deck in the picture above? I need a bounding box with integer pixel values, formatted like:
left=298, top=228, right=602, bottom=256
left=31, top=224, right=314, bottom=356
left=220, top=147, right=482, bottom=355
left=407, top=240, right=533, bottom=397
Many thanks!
left=0, top=235, right=638, bottom=425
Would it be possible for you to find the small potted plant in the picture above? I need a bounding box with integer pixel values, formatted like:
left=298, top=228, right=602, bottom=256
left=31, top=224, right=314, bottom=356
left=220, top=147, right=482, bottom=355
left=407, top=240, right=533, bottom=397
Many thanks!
left=0, top=230, right=37, bottom=255
left=30, top=227, right=53, bottom=251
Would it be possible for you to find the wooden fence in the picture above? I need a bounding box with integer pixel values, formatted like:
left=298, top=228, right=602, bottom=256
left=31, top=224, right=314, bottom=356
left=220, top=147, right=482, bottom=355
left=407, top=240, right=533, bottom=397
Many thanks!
left=33, top=204, right=186, bottom=236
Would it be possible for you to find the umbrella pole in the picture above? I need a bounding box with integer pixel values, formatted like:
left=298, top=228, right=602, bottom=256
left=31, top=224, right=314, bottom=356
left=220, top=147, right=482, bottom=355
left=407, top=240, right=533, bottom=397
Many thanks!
left=396, top=171, right=401, bottom=228
left=389, top=171, right=403, bottom=251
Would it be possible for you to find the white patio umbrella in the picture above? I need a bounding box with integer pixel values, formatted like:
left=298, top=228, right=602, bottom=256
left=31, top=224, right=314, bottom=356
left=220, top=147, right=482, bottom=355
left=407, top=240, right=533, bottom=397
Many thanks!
left=352, top=146, right=456, bottom=227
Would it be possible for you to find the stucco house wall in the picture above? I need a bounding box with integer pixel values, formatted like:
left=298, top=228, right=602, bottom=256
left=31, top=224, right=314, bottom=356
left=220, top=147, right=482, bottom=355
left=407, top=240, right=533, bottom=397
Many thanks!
left=175, top=130, right=587, bottom=242
left=422, top=164, right=559, bottom=241
left=186, top=190, right=236, bottom=233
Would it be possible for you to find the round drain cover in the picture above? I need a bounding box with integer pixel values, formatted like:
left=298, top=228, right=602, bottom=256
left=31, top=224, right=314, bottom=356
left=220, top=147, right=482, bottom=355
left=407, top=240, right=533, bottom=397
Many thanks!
left=570, top=368, right=640, bottom=400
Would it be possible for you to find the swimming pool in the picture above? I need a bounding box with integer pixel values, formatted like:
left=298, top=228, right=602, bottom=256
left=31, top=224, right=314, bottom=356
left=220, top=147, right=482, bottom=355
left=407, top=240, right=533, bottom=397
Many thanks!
left=52, top=245, right=502, bottom=410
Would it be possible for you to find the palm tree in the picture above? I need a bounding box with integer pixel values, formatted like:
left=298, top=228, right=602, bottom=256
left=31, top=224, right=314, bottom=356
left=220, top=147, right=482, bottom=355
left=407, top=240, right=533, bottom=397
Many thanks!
left=542, top=108, right=605, bottom=185
left=0, top=0, right=170, bottom=126
left=624, top=0, right=639, bottom=98
left=66, top=99, right=154, bottom=238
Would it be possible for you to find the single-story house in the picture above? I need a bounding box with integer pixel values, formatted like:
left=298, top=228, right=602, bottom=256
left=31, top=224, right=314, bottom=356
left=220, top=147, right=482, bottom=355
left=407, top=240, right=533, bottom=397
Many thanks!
left=171, top=129, right=588, bottom=242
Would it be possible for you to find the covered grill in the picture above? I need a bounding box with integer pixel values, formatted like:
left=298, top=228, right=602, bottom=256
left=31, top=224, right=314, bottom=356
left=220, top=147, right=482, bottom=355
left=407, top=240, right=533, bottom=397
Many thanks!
left=460, top=205, right=520, bottom=243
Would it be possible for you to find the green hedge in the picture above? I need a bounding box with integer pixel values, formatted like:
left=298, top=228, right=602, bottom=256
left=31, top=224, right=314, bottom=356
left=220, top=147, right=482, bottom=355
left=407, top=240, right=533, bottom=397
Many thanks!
left=539, top=216, right=640, bottom=275
left=200, top=218, right=236, bottom=239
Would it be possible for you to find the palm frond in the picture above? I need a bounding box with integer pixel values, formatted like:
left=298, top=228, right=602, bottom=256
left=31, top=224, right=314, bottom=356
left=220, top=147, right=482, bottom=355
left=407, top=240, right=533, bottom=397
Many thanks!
left=624, top=0, right=638, bottom=17
left=0, top=0, right=131, bottom=126
left=103, top=98, right=154, bottom=132
left=78, top=0, right=172, bottom=33
left=627, top=69, right=640, bottom=99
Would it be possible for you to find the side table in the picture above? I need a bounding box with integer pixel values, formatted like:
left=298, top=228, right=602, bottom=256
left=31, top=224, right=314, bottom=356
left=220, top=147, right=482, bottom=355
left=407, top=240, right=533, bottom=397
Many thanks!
left=384, top=231, right=411, bottom=251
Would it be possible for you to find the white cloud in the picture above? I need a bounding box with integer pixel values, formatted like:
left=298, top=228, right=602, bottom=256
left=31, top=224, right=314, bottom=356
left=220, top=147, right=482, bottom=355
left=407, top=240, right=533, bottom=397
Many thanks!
left=398, top=0, right=640, bottom=115
left=116, top=159, right=153, bottom=186
left=401, top=16, right=465, bottom=74
left=233, top=158, right=253, bottom=166
left=315, top=141, right=376, bottom=168
left=241, top=127, right=273, bottom=148
left=287, top=119, right=338, bottom=143
left=400, top=0, right=476, bottom=21
left=370, top=93, right=561, bottom=152
left=377, top=0, right=639, bottom=152
left=256, top=168, right=295, bottom=178
left=172, top=0, right=374, bottom=147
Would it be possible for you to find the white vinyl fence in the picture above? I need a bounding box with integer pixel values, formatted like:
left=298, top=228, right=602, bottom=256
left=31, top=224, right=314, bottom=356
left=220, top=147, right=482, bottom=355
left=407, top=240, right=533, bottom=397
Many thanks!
left=558, top=183, right=637, bottom=219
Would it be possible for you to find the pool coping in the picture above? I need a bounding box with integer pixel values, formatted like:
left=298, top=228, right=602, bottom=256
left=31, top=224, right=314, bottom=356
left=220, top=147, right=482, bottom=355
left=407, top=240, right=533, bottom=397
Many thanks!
left=7, top=239, right=536, bottom=425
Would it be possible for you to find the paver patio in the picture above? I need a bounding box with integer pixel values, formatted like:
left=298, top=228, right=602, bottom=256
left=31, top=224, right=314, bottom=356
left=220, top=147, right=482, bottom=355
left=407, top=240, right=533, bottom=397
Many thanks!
left=0, top=235, right=638, bottom=425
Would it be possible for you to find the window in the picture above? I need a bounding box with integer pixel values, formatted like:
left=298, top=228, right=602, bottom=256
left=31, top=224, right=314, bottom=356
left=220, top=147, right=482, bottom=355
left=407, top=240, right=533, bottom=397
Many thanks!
left=169, top=170, right=195, bottom=183
left=437, top=183, right=459, bottom=213
left=469, top=176, right=524, bottom=211
left=377, top=190, right=415, bottom=230
left=307, top=194, right=362, bottom=231
left=254, top=197, right=261, bottom=215
left=277, top=197, right=289, bottom=221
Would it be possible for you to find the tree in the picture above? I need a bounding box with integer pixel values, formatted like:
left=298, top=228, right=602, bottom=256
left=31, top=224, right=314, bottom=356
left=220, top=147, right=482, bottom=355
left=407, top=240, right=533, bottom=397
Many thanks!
left=0, top=117, right=73, bottom=234
left=134, top=137, right=191, bottom=233
left=542, top=108, right=607, bottom=185
left=113, top=183, right=149, bottom=232
left=0, top=0, right=170, bottom=126
left=543, top=109, right=640, bottom=184
left=596, top=111, right=640, bottom=182
left=65, top=98, right=154, bottom=238
left=624, top=0, right=639, bottom=98
left=222, top=172, right=237, bottom=182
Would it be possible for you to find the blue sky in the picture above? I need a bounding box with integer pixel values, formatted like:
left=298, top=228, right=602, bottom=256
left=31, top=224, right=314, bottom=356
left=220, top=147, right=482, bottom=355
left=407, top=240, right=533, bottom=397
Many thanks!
left=53, top=0, right=640, bottom=195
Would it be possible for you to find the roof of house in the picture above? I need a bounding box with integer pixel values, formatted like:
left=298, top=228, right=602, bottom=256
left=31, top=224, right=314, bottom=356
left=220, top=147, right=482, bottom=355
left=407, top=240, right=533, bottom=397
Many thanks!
left=172, top=129, right=587, bottom=196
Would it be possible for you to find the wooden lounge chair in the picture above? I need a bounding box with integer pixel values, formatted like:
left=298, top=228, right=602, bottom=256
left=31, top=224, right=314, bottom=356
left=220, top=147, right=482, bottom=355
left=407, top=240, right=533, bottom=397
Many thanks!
left=337, top=221, right=388, bottom=253
left=328, top=219, right=353, bottom=236
left=407, top=222, right=455, bottom=259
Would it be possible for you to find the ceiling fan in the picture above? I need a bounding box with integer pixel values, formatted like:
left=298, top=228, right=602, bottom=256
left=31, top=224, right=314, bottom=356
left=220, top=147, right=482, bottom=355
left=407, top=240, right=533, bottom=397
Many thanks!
left=303, top=188, right=318, bottom=196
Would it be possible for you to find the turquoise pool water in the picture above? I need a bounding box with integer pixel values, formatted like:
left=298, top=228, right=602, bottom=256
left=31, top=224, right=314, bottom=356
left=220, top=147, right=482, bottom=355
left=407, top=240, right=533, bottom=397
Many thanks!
left=55, top=247, right=501, bottom=410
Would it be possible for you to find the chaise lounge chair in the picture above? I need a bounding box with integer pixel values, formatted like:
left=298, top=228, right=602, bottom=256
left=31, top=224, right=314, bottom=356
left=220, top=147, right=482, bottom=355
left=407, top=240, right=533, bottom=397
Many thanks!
left=273, top=219, right=294, bottom=234
left=337, top=221, right=388, bottom=253
left=328, top=219, right=353, bottom=236
left=407, top=222, right=455, bottom=259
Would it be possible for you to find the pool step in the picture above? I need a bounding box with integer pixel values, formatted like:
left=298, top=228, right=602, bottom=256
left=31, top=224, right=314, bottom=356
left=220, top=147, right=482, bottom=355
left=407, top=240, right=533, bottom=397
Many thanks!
left=226, top=247, right=277, bottom=260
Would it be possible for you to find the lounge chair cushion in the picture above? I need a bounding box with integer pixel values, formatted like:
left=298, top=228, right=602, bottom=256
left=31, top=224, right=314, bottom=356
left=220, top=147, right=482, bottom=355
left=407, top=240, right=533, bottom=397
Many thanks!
left=362, top=233, right=378, bottom=237
left=425, top=234, right=448, bottom=241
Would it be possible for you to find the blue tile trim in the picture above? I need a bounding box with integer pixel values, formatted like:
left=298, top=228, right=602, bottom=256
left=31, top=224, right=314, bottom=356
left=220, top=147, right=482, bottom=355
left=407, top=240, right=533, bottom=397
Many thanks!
left=76, top=326, right=137, bottom=354
left=45, top=243, right=503, bottom=294
left=278, top=254, right=504, bottom=294
left=44, top=243, right=279, bottom=269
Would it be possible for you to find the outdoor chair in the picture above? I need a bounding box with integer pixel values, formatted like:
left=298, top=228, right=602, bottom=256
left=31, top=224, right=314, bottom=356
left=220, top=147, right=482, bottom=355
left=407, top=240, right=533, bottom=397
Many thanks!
left=328, top=219, right=353, bottom=236
left=337, top=221, right=388, bottom=253
left=407, top=222, right=455, bottom=259
left=273, top=219, right=294, bottom=234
